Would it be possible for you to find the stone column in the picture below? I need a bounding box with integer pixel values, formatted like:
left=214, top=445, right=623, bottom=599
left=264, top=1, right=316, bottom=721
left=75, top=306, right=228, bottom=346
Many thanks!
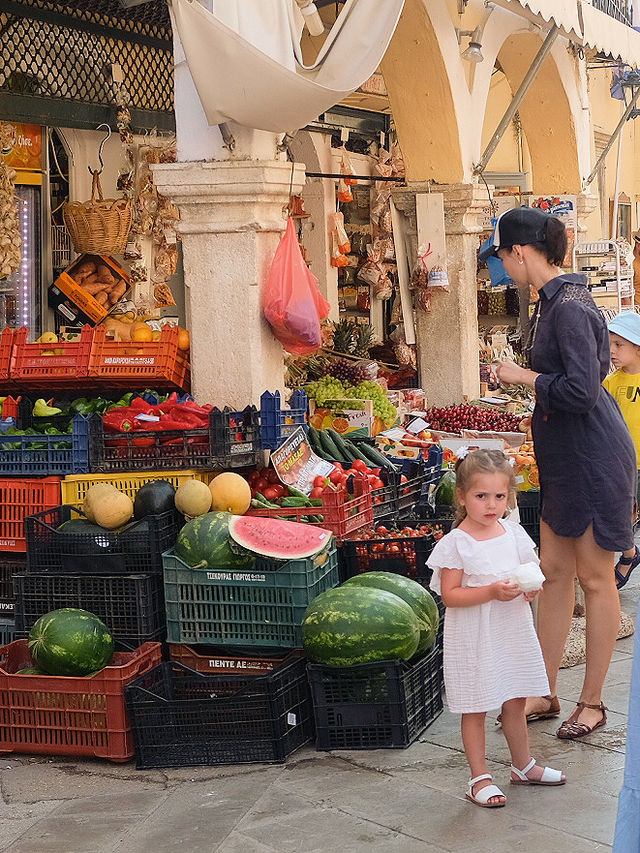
left=392, top=183, right=487, bottom=406
left=152, top=160, right=306, bottom=407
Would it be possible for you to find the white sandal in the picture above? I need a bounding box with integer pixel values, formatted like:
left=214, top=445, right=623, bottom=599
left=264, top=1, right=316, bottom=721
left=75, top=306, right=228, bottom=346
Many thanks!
left=465, top=773, right=506, bottom=808
left=510, top=757, right=566, bottom=786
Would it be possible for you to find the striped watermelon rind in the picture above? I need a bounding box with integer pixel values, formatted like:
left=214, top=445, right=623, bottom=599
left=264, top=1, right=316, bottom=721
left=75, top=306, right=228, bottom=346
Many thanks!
left=302, top=586, right=420, bottom=666
left=343, top=572, right=439, bottom=654
left=28, top=608, right=114, bottom=677
left=175, top=511, right=254, bottom=569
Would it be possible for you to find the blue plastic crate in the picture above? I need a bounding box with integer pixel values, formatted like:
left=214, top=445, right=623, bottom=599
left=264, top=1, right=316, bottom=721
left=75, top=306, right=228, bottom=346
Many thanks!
left=260, top=390, right=308, bottom=450
left=0, top=414, right=90, bottom=476
left=0, top=618, right=16, bottom=646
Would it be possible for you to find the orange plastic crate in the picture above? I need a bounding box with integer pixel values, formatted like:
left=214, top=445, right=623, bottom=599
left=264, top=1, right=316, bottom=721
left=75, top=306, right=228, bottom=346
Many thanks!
left=0, top=639, right=162, bottom=761
left=10, top=325, right=93, bottom=385
left=0, top=477, right=61, bottom=552
left=89, top=325, right=190, bottom=389
left=0, top=328, right=14, bottom=383
left=246, top=479, right=373, bottom=543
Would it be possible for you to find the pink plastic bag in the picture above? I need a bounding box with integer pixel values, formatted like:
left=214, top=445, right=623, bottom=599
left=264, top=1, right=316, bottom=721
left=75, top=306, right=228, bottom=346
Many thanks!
left=263, top=218, right=331, bottom=354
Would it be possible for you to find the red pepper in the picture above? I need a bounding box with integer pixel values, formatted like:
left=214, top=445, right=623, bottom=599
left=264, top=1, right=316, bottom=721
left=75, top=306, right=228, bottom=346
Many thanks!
left=103, top=410, right=134, bottom=433
left=132, top=436, right=155, bottom=447
left=131, top=397, right=154, bottom=413
left=166, top=406, right=208, bottom=429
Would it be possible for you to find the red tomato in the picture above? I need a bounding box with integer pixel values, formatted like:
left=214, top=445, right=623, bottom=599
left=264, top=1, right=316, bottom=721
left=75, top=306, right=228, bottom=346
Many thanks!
left=254, top=478, right=269, bottom=494
left=310, top=486, right=324, bottom=499
left=371, top=468, right=381, bottom=476
left=332, top=462, right=343, bottom=471
left=266, top=468, right=280, bottom=484
left=247, top=470, right=261, bottom=484
left=329, top=469, right=343, bottom=485
left=263, top=486, right=280, bottom=501
left=313, top=475, right=327, bottom=488
left=376, top=526, right=388, bottom=537
left=371, top=478, right=385, bottom=490
left=351, top=459, right=367, bottom=473
left=270, top=484, right=285, bottom=498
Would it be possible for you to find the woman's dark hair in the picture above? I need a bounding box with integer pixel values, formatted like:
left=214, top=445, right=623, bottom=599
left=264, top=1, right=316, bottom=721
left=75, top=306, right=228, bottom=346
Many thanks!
left=531, top=216, right=567, bottom=266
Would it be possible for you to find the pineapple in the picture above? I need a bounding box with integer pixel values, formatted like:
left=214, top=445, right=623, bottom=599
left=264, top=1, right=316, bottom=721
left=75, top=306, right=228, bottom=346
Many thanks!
left=332, top=319, right=356, bottom=354
left=353, top=323, right=374, bottom=358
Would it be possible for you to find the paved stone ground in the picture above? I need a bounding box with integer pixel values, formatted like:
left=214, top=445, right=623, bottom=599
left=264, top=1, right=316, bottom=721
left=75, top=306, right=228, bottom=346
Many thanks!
left=1, top=577, right=637, bottom=853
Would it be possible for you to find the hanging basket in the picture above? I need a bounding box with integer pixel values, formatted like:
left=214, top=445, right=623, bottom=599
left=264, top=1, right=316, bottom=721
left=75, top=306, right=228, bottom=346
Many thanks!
left=63, top=171, right=132, bottom=256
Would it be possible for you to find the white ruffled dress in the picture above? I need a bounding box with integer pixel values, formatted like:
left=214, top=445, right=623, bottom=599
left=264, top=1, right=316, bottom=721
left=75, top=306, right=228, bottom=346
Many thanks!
left=427, top=519, right=549, bottom=714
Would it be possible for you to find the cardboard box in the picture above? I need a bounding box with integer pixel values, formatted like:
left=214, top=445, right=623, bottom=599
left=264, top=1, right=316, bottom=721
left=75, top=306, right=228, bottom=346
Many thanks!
left=49, top=254, right=131, bottom=324
left=308, top=399, right=374, bottom=435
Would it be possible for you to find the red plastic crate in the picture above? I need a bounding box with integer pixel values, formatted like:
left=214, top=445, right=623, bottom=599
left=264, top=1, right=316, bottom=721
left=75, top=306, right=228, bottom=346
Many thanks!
left=10, top=326, right=93, bottom=385
left=0, top=328, right=14, bottom=383
left=246, top=479, right=373, bottom=543
left=0, top=639, right=162, bottom=761
left=0, top=477, right=61, bottom=552
left=0, top=396, right=21, bottom=421
left=89, top=325, right=190, bottom=389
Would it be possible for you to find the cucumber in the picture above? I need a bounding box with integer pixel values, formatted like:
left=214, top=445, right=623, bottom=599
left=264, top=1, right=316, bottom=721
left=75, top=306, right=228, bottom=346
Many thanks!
left=318, top=429, right=346, bottom=462
left=355, top=441, right=398, bottom=471
left=307, top=425, right=322, bottom=454
left=327, top=429, right=351, bottom=457
left=343, top=438, right=371, bottom=464
left=340, top=443, right=359, bottom=463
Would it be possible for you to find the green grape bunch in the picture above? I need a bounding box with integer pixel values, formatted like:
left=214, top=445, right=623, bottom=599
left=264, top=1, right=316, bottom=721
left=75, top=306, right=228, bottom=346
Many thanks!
left=304, top=377, right=397, bottom=427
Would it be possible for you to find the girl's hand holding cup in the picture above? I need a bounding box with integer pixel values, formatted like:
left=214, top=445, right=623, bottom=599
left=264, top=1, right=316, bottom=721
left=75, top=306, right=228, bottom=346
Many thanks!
left=492, top=580, right=521, bottom=601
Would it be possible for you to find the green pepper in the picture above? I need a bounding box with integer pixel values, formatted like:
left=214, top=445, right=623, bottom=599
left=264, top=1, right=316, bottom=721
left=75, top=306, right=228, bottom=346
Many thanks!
left=286, top=486, right=310, bottom=501
left=281, top=496, right=311, bottom=507
left=70, top=397, right=92, bottom=415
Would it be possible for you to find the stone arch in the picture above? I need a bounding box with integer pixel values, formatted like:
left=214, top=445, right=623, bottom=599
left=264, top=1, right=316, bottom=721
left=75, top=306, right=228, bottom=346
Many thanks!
left=473, top=11, right=585, bottom=192
left=380, top=0, right=468, bottom=182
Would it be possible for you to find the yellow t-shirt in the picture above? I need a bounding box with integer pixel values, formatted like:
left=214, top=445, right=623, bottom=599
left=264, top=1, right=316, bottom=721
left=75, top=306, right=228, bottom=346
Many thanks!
left=603, top=368, right=640, bottom=469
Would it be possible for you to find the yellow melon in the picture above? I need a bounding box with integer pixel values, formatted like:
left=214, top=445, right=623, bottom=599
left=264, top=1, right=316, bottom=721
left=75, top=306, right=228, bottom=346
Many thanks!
left=209, top=472, right=251, bottom=515
left=83, top=484, right=133, bottom=529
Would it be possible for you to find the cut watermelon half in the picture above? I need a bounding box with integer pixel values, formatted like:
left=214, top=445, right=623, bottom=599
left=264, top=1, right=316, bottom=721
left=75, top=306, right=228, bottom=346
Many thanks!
left=228, top=516, right=333, bottom=560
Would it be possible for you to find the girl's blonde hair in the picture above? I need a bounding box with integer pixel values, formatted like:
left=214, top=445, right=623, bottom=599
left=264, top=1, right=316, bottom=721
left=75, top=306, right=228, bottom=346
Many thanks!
left=453, top=449, right=516, bottom=524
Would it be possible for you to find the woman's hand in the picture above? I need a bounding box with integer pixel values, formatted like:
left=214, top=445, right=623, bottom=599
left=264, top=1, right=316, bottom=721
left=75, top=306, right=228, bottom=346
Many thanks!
left=495, top=361, right=539, bottom=390
left=491, top=580, right=521, bottom=601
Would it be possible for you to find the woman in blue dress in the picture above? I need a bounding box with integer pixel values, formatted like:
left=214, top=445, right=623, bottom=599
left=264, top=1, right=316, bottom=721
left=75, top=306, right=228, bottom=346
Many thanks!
left=480, top=207, right=635, bottom=740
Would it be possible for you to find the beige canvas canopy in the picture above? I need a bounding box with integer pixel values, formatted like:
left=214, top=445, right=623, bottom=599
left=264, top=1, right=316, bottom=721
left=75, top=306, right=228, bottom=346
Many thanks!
left=169, top=0, right=405, bottom=133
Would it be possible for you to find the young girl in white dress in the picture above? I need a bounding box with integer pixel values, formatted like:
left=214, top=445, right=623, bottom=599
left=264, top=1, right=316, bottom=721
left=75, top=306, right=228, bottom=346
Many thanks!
left=427, top=449, right=566, bottom=808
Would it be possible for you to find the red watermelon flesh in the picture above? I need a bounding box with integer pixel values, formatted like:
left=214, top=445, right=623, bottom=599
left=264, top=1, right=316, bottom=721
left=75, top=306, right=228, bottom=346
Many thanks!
left=228, top=516, right=332, bottom=559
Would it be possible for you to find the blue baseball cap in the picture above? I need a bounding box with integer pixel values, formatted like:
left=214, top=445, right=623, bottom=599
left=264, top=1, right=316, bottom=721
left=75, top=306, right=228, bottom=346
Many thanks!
left=608, top=312, right=640, bottom=347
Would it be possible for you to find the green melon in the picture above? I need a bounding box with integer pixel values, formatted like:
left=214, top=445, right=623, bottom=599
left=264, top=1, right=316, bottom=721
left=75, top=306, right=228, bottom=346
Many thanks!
left=343, top=572, right=439, bottom=654
left=175, top=511, right=255, bottom=569
left=28, top=608, right=114, bottom=676
left=302, top=586, right=420, bottom=666
left=435, top=469, right=456, bottom=506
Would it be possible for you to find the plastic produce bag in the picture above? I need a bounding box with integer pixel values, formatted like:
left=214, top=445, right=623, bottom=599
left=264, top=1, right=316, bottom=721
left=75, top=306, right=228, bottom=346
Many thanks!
left=329, top=211, right=351, bottom=254
left=263, top=218, right=331, bottom=354
left=340, top=146, right=358, bottom=186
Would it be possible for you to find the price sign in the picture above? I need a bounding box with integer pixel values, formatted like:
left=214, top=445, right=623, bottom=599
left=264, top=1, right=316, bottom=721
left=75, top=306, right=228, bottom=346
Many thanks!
left=270, top=427, right=333, bottom=496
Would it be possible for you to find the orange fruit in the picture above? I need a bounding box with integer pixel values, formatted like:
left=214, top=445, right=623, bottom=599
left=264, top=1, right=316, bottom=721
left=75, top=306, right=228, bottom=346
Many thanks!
left=332, top=417, right=350, bottom=434
left=177, top=328, right=190, bottom=351
left=131, top=322, right=153, bottom=343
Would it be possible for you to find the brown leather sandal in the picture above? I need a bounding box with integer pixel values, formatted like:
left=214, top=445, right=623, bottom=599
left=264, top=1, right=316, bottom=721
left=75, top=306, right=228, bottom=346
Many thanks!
left=496, top=694, right=560, bottom=725
left=556, top=701, right=607, bottom=740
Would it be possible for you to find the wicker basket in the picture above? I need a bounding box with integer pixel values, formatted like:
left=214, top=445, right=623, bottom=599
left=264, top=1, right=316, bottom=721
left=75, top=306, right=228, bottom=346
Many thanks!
left=63, top=171, right=132, bottom=255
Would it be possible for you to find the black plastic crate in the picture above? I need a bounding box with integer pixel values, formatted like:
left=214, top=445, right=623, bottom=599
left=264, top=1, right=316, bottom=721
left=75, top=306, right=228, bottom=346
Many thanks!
left=517, top=491, right=540, bottom=547
left=308, top=642, right=443, bottom=751
left=0, top=554, right=25, bottom=616
left=25, top=505, right=180, bottom=575
left=125, top=654, right=313, bottom=769
left=0, top=618, right=15, bottom=646
left=340, top=524, right=437, bottom=581
left=88, top=406, right=261, bottom=473
left=13, top=572, right=166, bottom=643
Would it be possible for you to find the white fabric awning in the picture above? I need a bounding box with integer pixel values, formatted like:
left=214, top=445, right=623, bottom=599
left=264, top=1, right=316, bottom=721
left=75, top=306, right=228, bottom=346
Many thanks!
left=170, top=0, right=405, bottom=133
left=579, top=1, right=640, bottom=66
left=491, top=0, right=583, bottom=40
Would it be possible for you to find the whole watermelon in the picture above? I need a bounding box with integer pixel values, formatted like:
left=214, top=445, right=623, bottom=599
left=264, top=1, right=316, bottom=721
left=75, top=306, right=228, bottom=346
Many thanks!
left=134, top=480, right=176, bottom=520
left=435, top=470, right=456, bottom=506
left=58, top=519, right=114, bottom=552
left=175, top=511, right=255, bottom=569
left=28, top=609, right=114, bottom=676
left=343, top=572, right=439, bottom=654
left=302, top=586, right=420, bottom=666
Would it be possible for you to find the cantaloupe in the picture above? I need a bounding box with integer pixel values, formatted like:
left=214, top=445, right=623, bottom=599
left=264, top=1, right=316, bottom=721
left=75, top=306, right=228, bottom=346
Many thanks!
left=209, top=472, right=251, bottom=515
left=175, top=480, right=212, bottom=518
left=83, top=484, right=133, bottom=529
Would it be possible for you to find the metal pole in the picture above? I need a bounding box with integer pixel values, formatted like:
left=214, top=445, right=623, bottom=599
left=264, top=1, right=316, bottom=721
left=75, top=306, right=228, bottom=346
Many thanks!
left=475, top=25, right=559, bottom=175
left=584, top=85, right=640, bottom=188
left=612, top=102, right=625, bottom=239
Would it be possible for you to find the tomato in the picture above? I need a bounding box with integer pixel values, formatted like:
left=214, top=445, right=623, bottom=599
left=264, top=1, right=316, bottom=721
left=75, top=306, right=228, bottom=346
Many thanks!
left=310, top=486, right=324, bottom=499
left=332, top=462, right=343, bottom=471
left=247, top=470, right=261, bottom=484
left=376, top=526, right=388, bottom=537
left=254, top=478, right=269, bottom=494
left=371, top=468, right=380, bottom=477
left=371, top=478, right=384, bottom=490
left=313, top=475, right=327, bottom=488
left=266, top=468, right=280, bottom=484
left=351, top=459, right=367, bottom=473
left=263, top=486, right=280, bottom=502
left=270, top=484, right=285, bottom=498
left=329, top=469, right=343, bottom=485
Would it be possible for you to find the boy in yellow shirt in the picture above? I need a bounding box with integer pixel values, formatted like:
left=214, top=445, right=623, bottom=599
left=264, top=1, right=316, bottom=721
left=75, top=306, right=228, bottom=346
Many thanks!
left=604, top=312, right=640, bottom=588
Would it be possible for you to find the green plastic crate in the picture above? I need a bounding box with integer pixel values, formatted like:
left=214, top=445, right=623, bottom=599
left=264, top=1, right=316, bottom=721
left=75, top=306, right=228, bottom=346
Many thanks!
left=163, top=544, right=339, bottom=648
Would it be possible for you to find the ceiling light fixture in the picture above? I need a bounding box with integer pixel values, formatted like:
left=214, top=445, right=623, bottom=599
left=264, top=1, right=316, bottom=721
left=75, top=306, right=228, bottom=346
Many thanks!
left=456, top=26, right=484, bottom=63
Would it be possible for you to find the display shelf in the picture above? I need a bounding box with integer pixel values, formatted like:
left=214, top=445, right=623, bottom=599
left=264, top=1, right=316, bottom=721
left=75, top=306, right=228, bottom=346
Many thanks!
left=478, top=314, right=518, bottom=326
left=573, top=241, right=634, bottom=315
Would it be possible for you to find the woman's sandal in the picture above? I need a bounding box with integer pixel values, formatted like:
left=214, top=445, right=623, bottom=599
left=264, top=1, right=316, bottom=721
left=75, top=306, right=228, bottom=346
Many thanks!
left=615, top=548, right=640, bottom=590
left=510, top=757, right=566, bottom=786
left=496, top=695, right=560, bottom=726
left=465, top=774, right=506, bottom=808
left=556, top=701, right=607, bottom=740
